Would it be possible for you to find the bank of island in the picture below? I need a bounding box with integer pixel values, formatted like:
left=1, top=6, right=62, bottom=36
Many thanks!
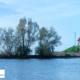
left=0, top=18, right=80, bottom=59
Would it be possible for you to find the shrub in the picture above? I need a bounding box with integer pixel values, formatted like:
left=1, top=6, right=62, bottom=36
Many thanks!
left=16, top=46, right=32, bottom=57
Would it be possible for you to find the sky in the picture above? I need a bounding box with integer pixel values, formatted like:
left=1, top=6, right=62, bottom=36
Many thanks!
left=0, top=0, right=80, bottom=52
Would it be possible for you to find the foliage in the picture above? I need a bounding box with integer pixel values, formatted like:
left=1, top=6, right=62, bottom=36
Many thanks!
left=16, top=18, right=39, bottom=56
left=35, top=44, right=52, bottom=57
left=0, top=27, right=15, bottom=56
left=0, top=17, right=61, bottom=58
left=16, top=46, right=32, bottom=57
left=36, top=27, right=61, bottom=56
left=27, top=18, right=39, bottom=47
left=17, top=18, right=27, bottom=55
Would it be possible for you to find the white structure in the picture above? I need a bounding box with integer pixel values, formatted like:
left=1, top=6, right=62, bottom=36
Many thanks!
left=78, top=38, right=80, bottom=46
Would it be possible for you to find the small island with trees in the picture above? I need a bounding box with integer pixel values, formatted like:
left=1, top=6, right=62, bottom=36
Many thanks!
left=0, top=17, right=80, bottom=59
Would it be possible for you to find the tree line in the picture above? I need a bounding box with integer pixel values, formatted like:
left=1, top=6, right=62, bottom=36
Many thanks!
left=0, top=18, right=61, bottom=58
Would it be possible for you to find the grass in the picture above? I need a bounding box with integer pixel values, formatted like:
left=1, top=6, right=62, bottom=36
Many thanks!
left=74, top=47, right=79, bottom=52
left=64, top=46, right=80, bottom=52
left=64, top=47, right=73, bottom=52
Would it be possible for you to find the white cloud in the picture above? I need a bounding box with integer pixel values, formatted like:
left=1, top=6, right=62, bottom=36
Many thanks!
left=0, top=0, right=80, bottom=19
left=0, top=0, right=14, bottom=4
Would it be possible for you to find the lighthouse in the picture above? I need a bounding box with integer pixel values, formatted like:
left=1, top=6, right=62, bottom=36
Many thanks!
left=78, top=38, right=80, bottom=46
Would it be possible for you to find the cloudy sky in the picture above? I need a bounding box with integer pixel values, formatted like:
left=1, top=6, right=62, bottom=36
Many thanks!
left=0, top=0, right=80, bottom=51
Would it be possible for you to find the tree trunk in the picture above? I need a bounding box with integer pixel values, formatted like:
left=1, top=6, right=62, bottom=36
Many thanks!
left=52, top=45, right=53, bottom=53
left=22, top=35, right=24, bottom=54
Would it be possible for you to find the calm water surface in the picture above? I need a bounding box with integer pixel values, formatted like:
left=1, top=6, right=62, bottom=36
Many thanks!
left=0, top=59, right=80, bottom=80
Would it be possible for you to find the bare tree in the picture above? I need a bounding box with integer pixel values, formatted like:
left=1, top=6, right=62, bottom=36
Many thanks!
left=27, top=18, right=39, bottom=48
left=0, top=27, right=15, bottom=56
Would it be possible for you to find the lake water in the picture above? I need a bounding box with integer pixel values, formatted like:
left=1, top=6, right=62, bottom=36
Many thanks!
left=0, top=59, right=80, bottom=80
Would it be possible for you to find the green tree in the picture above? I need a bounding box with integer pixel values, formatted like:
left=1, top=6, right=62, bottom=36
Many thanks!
left=16, top=18, right=39, bottom=57
left=16, top=18, right=27, bottom=56
left=35, top=27, right=61, bottom=57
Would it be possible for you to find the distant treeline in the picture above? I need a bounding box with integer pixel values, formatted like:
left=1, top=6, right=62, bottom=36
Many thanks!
left=0, top=18, right=61, bottom=58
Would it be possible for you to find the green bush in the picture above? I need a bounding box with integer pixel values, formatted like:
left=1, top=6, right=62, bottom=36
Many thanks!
left=35, top=45, right=52, bottom=57
left=16, top=46, right=32, bottom=57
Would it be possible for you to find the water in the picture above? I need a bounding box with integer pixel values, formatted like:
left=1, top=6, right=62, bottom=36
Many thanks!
left=0, top=59, right=80, bottom=80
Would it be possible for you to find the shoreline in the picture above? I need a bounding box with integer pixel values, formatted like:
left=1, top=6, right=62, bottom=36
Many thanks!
left=0, top=56, right=80, bottom=59
left=0, top=52, right=80, bottom=59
